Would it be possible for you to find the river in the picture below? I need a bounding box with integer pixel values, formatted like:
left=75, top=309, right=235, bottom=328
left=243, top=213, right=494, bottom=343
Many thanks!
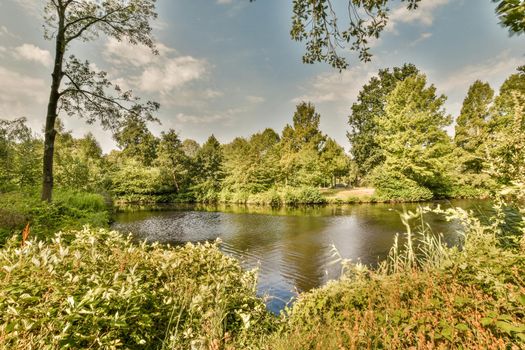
left=112, top=200, right=495, bottom=313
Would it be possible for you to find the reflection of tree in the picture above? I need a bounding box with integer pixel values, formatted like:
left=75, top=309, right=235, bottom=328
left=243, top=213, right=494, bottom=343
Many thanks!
left=280, top=216, right=328, bottom=292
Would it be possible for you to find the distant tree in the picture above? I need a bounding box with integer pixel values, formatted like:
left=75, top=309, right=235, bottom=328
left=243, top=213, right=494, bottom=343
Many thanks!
left=320, top=138, right=350, bottom=187
left=0, top=118, right=41, bottom=191
left=348, top=64, right=419, bottom=181
left=279, top=102, right=326, bottom=186
left=374, top=74, right=453, bottom=197
left=290, top=0, right=523, bottom=69
left=181, top=139, right=201, bottom=159
left=156, top=130, right=189, bottom=192
left=40, top=0, right=159, bottom=201
left=194, top=135, right=224, bottom=200
left=454, top=81, right=494, bottom=173
left=114, top=116, right=158, bottom=166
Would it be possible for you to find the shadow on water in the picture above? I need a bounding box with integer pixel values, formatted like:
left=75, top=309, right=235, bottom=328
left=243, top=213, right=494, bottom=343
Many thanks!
left=112, top=199, right=511, bottom=313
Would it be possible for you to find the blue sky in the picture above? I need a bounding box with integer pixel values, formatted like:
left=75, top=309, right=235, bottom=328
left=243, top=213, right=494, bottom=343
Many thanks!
left=0, top=0, right=523, bottom=152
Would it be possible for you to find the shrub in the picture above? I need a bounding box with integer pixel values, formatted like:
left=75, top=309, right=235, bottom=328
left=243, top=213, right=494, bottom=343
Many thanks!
left=0, top=228, right=276, bottom=349
left=373, top=171, right=433, bottom=202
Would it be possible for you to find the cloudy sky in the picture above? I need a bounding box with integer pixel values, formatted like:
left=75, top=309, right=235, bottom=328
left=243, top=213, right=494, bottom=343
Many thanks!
left=0, top=0, right=523, bottom=152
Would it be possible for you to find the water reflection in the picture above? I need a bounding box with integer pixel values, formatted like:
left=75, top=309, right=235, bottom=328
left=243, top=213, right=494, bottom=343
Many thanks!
left=112, top=200, right=497, bottom=313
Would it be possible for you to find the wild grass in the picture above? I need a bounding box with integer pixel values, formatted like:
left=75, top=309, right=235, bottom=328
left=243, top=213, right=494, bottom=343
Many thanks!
left=0, top=189, right=110, bottom=245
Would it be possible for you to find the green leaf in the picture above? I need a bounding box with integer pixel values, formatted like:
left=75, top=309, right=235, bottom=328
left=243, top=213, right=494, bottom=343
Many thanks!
left=455, top=323, right=469, bottom=332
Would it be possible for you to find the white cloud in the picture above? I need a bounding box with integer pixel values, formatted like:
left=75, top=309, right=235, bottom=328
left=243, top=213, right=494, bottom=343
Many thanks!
left=176, top=112, right=232, bottom=124
left=437, top=51, right=522, bottom=94
left=9, top=0, right=42, bottom=17
left=0, top=26, right=10, bottom=37
left=104, top=38, right=174, bottom=67
left=292, top=63, right=378, bottom=106
left=139, top=56, right=207, bottom=94
left=104, top=38, right=207, bottom=95
left=14, top=44, right=53, bottom=67
left=246, top=95, right=265, bottom=104
left=410, top=32, right=432, bottom=46
left=217, top=0, right=234, bottom=4
left=387, top=0, right=449, bottom=33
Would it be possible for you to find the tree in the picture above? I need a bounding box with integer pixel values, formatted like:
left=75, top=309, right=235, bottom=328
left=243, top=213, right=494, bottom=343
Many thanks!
left=156, top=130, right=189, bottom=192
left=454, top=81, right=494, bottom=174
left=348, top=64, right=419, bottom=181
left=487, top=66, right=525, bottom=184
left=319, top=138, right=350, bottom=187
left=279, top=102, right=326, bottom=186
left=193, top=135, right=224, bottom=201
left=290, top=0, right=523, bottom=69
left=0, top=118, right=41, bottom=191
left=374, top=74, right=453, bottom=198
left=40, top=0, right=159, bottom=201
left=114, top=116, right=158, bottom=166
left=494, top=0, right=525, bottom=34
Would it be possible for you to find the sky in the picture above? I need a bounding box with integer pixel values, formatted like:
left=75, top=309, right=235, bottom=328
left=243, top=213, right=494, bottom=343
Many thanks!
left=0, top=0, right=523, bottom=153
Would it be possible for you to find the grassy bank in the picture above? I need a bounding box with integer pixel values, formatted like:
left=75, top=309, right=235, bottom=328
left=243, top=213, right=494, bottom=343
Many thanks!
left=1, top=203, right=523, bottom=349
left=0, top=190, right=111, bottom=245
left=269, top=206, right=525, bottom=349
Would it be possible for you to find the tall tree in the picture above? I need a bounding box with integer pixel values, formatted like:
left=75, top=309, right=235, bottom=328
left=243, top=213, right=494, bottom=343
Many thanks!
left=40, top=0, right=159, bottom=201
left=348, top=64, right=419, bottom=180
left=454, top=81, right=494, bottom=173
left=155, top=130, right=190, bottom=192
left=375, top=74, right=453, bottom=196
left=279, top=102, right=326, bottom=186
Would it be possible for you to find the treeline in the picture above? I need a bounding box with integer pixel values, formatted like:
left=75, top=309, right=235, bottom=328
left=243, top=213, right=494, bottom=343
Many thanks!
left=0, top=104, right=350, bottom=205
left=1, top=65, right=523, bottom=204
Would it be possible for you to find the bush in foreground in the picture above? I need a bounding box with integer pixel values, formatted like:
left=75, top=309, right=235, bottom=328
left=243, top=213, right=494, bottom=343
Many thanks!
left=0, top=228, right=275, bottom=349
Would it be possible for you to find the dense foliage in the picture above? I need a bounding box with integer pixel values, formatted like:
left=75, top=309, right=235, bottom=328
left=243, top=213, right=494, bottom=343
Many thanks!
left=0, top=228, right=275, bottom=349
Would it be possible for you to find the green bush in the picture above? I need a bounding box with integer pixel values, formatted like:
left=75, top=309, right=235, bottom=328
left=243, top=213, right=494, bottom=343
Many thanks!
left=0, top=228, right=275, bottom=349
left=373, top=171, right=433, bottom=202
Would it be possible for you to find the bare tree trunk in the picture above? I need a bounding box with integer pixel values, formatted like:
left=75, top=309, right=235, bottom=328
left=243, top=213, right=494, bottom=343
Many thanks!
left=41, top=9, right=65, bottom=202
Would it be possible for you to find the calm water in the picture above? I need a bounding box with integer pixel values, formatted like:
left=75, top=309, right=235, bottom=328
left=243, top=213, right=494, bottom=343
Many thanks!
left=112, top=200, right=495, bottom=313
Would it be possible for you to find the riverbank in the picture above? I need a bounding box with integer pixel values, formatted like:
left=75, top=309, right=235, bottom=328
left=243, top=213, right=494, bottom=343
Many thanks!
left=0, top=190, right=111, bottom=245
left=1, top=204, right=523, bottom=348
left=112, top=186, right=488, bottom=207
